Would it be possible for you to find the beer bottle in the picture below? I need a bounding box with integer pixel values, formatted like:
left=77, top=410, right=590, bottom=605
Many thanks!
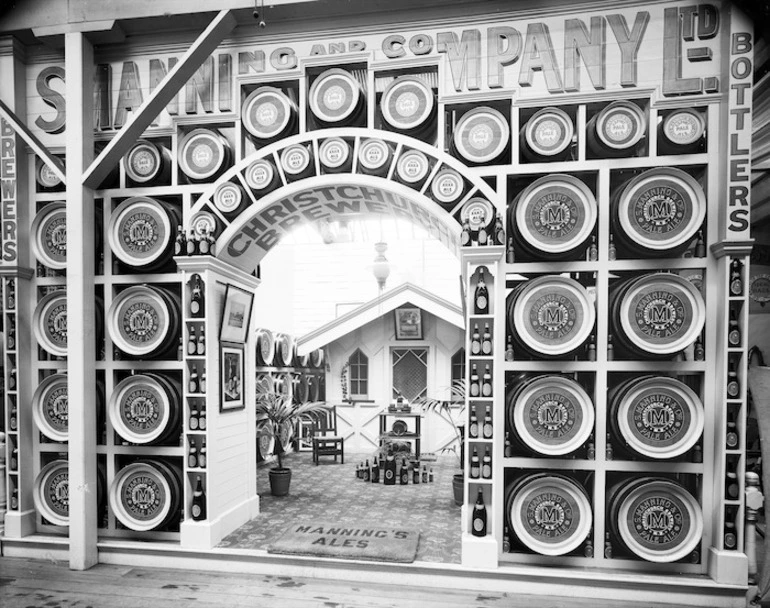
left=461, top=219, right=471, bottom=247
left=189, top=404, right=199, bottom=430
left=6, top=279, right=15, bottom=309
left=197, top=327, right=206, bottom=356
left=186, top=230, right=197, bottom=256
left=174, top=225, right=185, bottom=256
left=198, top=232, right=210, bottom=255
left=605, top=433, right=613, bottom=460
left=412, top=461, right=421, bottom=484
left=421, top=464, right=428, bottom=483
left=471, top=323, right=481, bottom=355
left=728, top=309, right=741, bottom=347
left=724, top=506, right=737, bottom=550
left=188, top=440, right=198, bottom=468
left=607, top=334, right=615, bottom=361
left=400, top=459, right=409, bottom=485
left=726, top=407, right=739, bottom=450
left=504, top=431, right=513, bottom=458
left=9, top=401, right=17, bottom=431
left=482, top=365, right=492, bottom=397
left=729, top=258, right=743, bottom=296
left=474, top=268, right=489, bottom=314
left=190, top=275, right=205, bottom=317
left=608, top=233, right=617, bottom=261
left=586, top=434, right=595, bottom=460
left=198, top=406, right=207, bottom=431
left=200, top=369, right=207, bottom=394
left=477, top=221, right=488, bottom=246
left=587, top=334, right=596, bottom=361
left=8, top=367, right=17, bottom=391
left=506, top=236, right=515, bottom=264
left=371, top=457, right=380, bottom=483
left=177, top=337, right=184, bottom=361
left=10, top=447, right=18, bottom=471
left=189, top=365, right=199, bottom=394
left=363, top=459, right=370, bottom=482
left=470, top=447, right=480, bottom=479
left=494, top=212, right=505, bottom=246
left=471, top=489, right=487, bottom=537
left=481, top=323, right=492, bottom=355
left=469, top=364, right=480, bottom=398
left=10, top=487, right=18, bottom=510
left=191, top=476, right=207, bottom=521
left=694, top=230, right=705, bottom=258
left=429, top=467, right=434, bottom=483
left=468, top=406, right=479, bottom=439
left=505, top=335, right=514, bottom=361
left=725, top=458, right=740, bottom=500
left=384, top=453, right=396, bottom=485
left=187, top=326, right=198, bottom=356
left=481, top=446, right=492, bottom=479
left=502, top=525, right=511, bottom=552
left=587, top=235, right=598, bottom=261
left=199, top=443, right=207, bottom=468
left=694, top=333, right=705, bottom=361
left=726, top=358, right=740, bottom=399
left=482, top=408, right=493, bottom=439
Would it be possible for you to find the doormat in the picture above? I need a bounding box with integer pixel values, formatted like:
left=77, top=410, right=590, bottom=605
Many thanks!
left=267, top=521, right=420, bottom=563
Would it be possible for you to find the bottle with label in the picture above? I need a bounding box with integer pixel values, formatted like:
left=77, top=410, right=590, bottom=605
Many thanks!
left=494, top=213, right=505, bottom=245
left=6, top=279, right=15, bottom=309
left=363, top=459, right=370, bottom=482
left=10, top=487, right=18, bottom=510
left=724, top=506, right=738, bottom=550
left=605, top=433, right=613, bottom=461
left=482, top=408, right=493, bottom=439
left=197, top=327, right=206, bottom=356
left=189, top=365, right=199, bottom=393
left=198, top=406, right=207, bottom=431
left=400, top=459, right=409, bottom=485
left=10, top=447, right=18, bottom=471
left=421, top=464, right=428, bottom=483
left=9, top=401, right=17, bottom=431
left=482, top=365, right=492, bottom=397
left=371, top=457, right=380, bottom=483
left=188, top=440, right=198, bottom=468
left=604, top=531, right=613, bottom=558
left=470, top=447, right=480, bottom=479
left=199, top=442, right=207, bottom=468
left=468, top=406, right=479, bottom=439
left=471, top=323, right=481, bottom=355
left=198, top=232, right=210, bottom=255
left=187, top=326, right=198, bottom=356
left=728, top=308, right=741, bottom=347
left=191, top=476, right=207, bottom=521
left=461, top=219, right=471, bottom=247
left=587, top=235, right=598, bottom=261
left=8, top=367, right=17, bottom=391
left=481, top=446, right=492, bottom=479
left=608, top=233, right=617, bottom=261
left=726, top=407, right=739, bottom=450
left=504, top=431, right=513, bottom=457
left=587, top=334, right=596, bottom=361
left=471, top=489, right=487, bottom=537
left=190, top=274, right=205, bottom=317
left=474, top=268, right=489, bottom=314
left=7, top=317, right=15, bottom=350
left=727, top=358, right=740, bottom=399
left=384, top=453, right=396, bottom=485
left=200, top=370, right=207, bottom=394
left=586, top=434, right=595, bottom=460
left=694, top=333, right=705, bottom=361
left=429, top=467, right=434, bottom=482
left=177, top=337, right=184, bottom=361
left=607, top=334, right=615, bottom=361
left=469, top=364, right=480, bottom=398
left=730, top=258, right=744, bottom=296
left=477, top=221, right=488, bottom=246
left=502, top=525, right=511, bottom=552
left=725, top=458, right=740, bottom=500
left=189, top=404, right=199, bottom=430
left=505, top=335, right=514, bottom=361
left=506, top=237, right=515, bottom=264
left=413, top=461, right=421, bottom=484
left=481, top=323, right=492, bottom=355
left=174, top=225, right=185, bottom=256
left=186, top=231, right=197, bottom=256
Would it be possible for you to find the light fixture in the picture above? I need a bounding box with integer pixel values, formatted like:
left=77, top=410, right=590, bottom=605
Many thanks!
left=372, top=241, right=390, bottom=292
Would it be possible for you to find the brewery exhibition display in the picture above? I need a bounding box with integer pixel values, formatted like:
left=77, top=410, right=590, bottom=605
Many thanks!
left=0, top=0, right=762, bottom=605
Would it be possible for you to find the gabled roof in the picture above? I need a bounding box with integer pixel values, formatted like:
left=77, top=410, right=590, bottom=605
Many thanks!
left=296, top=282, right=463, bottom=355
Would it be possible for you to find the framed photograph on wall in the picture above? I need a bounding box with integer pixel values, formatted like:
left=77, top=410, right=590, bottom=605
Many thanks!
left=394, top=306, right=423, bottom=340
left=220, top=284, right=254, bottom=343
left=221, top=342, right=245, bottom=412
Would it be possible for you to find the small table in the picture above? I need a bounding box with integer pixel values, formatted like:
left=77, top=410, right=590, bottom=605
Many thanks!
left=379, top=411, right=422, bottom=457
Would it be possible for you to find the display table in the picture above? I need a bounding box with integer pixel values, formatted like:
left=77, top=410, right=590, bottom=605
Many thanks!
left=379, top=411, right=422, bottom=457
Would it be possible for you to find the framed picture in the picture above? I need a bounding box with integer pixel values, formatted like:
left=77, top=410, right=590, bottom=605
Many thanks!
left=220, top=284, right=254, bottom=343
left=394, top=307, right=423, bottom=340
left=221, top=342, right=245, bottom=412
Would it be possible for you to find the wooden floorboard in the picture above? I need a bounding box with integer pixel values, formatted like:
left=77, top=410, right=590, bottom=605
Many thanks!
left=0, top=556, right=691, bottom=608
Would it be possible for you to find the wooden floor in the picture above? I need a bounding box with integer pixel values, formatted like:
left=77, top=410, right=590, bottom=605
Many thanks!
left=0, top=556, right=683, bottom=608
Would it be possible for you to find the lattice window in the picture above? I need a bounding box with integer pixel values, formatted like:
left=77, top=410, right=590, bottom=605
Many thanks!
left=348, top=348, right=368, bottom=398
left=451, top=347, right=465, bottom=387
left=392, top=348, right=427, bottom=401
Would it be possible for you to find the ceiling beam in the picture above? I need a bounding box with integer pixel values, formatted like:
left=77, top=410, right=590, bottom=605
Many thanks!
left=0, top=98, right=66, bottom=184
left=81, top=9, right=236, bottom=189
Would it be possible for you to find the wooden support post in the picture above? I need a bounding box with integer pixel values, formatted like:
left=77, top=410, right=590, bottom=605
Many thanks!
left=65, top=31, right=97, bottom=571
left=81, top=9, right=236, bottom=189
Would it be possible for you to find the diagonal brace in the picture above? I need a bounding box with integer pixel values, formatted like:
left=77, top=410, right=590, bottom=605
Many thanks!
left=0, top=98, right=66, bottom=184
left=82, top=9, right=236, bottom=189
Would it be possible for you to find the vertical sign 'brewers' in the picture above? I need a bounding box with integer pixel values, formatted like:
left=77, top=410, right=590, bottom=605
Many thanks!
left=0, top=119, right=18, bottom=263
left=724, top=8, right=752, bottom=239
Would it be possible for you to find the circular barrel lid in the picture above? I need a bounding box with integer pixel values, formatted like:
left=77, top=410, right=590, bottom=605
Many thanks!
left=34, top=460, right=70, bottom=526
left=381, top=76, right=434, bottom=132
left=108, top=285, right=178, bottom=357
left=614, top=477, right=702, bottom=562
left=523, top=107, right=574, bottom=157
left=125, top=140, right=163, bottom=183
left=256, top=328, right=276, bottom=365
left=511, top=276, right=595, bottom=357
left=297, top=374, right=311, bottom=402
left=178, top=129, right=228, bottom=181
left=594, top=101, right=646, bottom=150
left=614, top=376, right=703, bottom=459
left=244, top=159, right=278, bottom=193
left=32, top=374, right=69, bottom=441
left=242, top=86, right=296, bottom=140
left=319, top=137, right=350, bottom=170
left=453, top=107, right=509, bottom=164
left=308, top=68, right=362, bottom=124
left=615, top=167, right=706, bottom=253
left=510, top=375, right=595, bottom=456
left=36, top=159, right=63, bottom=189
left=294, top=343, right=309, bottom=368
left=280, top=144, right=312, bottom=177
left=109, top=197, right=174, bottom=268
left=258, top=424, right=276, bottom=459
left=358, top=138, right=392, bottom=173
left=311, top=348, right=324, bottom=369
left=31, top=202, right=67, bottom=269
left=34, top=291, right=68, bottom=357
left=213, top=181, right=244, bottom=215
left=514, top=174, right=597, bottom=256
left=431, top=168, right=464, bottom=204
left=396, top=149, right=430, bottom=184
left=506, top=474, right=592, bottom=555
left=109, top=461, right=179, bottom=531
left=109, top=374, right=176, bottom=444
left=275, top=333, right=294, bottom=366
left=616, top=273, right=705, bottom=356
left=461, top=197, right=494, bottom=232
left=661, top=109, right=705, bottom=148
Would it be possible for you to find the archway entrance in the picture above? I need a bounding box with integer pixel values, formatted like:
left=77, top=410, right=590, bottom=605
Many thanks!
left=183, top=128, right=499, bottom=561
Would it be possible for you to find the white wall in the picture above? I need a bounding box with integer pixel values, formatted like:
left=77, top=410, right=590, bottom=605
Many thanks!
left=750, top=223, right=770, bottom=361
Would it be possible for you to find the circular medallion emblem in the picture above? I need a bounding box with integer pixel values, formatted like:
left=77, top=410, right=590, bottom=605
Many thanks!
left=309, top=68, right=362, bottom=124
left=524, top=107, right=574, bottom=157
left=244, top=159, right=277, bottom=192
left=125, top=140, right=162, bottom=183
left=213, top=182, right=243, bottom=214
left=242, top=86, right=296, bottom=140
left=34, top=291, right=68, bottom=357
left=461, top=197, right=494, bottom=232
left=431, top=168, right=464, bottom=204
left=32, top=202, right=68, bottom=269
left=36, top=159, right=63, bottom=189
left=256, top=328, right=276, bottom=365
left=596, top=101, right=646, bottom=149
left=661, top=109, right=705, bottom=147
left=280, top=144, right=311, bottom=176
left=32, top=374, right=69, bottom=441
left=108, top=285, right=177, bottom=357
left=178, top=129, right=228, bottom=180
left=319, top=137, right=350, bottom=169
left=453, top=107, right=509, bottom=163
left=358, top=139, right=392, bottom=172
left=110, top=461, right=179, bottom=531
left=396, top=150, right=429, bottom=183
left=109, top=197, right=175, bottom=268
left=381, top=76, right=434, bottom=131
left=34, top=460, right=70, bottom=526
left=507, top=474, right=592, bottom=555
left=109, top=374, right=177, bottom=444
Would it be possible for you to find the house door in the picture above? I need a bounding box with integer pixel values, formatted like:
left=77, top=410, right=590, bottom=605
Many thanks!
left=391, top=348, right=428, bottom=402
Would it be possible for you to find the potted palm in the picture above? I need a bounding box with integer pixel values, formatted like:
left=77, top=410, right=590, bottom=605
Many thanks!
left=417, top=379, right=466, bottom=506
left=255, top=378, right=330, bottom=496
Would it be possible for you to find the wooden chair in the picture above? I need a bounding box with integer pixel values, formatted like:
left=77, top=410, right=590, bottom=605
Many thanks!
left=311, top=406, right=344, bottom=465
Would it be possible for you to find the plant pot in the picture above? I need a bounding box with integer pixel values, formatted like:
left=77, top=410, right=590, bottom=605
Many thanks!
left=269, top=467, right=292, bottom=496
left=452, top=473, right=464, bottom=506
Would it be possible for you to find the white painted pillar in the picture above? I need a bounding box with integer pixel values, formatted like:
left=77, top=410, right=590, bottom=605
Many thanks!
left=65, top=31, right=97, bottom=570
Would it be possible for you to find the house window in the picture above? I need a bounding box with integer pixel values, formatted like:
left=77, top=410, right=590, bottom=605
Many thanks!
left=348, top=349, right=368, bottom=399
left=451, top=348, right=465, bottom=393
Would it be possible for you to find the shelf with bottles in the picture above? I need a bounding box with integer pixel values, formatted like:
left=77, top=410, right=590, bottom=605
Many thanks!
left=186, top=361, right=208, bottom=397
left=185, top=320, right=208, bottom=359
left=467, top=442, right=494, bottom=482
left=186, top=397, right=209, bottom=433
left=467, top=264, right=497, bottom=317
left=467, top=483, right=492, bottom=539
left=468, top=361, right=495, bottom=399
left=185, top=434, right=208, bottom=472
left=187, top=472, right=209, bottom=522
left=468, top=318, right=495, bottom=359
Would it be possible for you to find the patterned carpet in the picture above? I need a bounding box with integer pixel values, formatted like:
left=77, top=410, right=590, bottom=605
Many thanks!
left=217, top=451, right=462, bottom=564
